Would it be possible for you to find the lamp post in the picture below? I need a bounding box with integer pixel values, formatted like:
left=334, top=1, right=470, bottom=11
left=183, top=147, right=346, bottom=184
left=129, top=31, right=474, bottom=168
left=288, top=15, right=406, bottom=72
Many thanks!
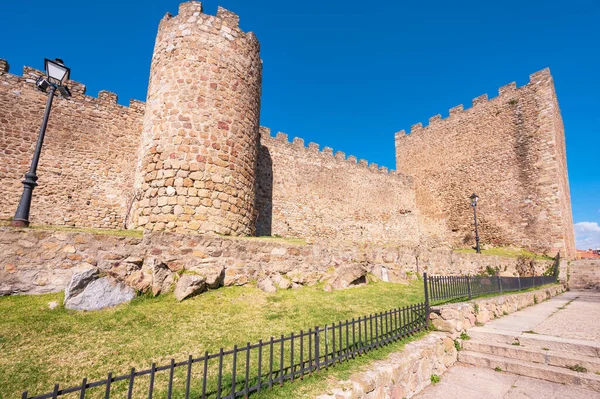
left=470, top=193, right=481, bottom=254
left=10, top=58, right=71, bottom=227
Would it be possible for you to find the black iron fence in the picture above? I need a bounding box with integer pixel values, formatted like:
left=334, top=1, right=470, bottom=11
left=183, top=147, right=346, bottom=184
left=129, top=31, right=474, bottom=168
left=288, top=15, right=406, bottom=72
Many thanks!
left=426, top=253, right=560, bottom=303
left=23, top=303, right=428, bottom=399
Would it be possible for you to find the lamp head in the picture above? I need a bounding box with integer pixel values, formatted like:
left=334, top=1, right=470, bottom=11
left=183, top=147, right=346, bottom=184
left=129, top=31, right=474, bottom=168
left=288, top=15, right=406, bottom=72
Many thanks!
left=44, top=58, right=70, bottom=85
left=470, top=193, right=479, bottom=207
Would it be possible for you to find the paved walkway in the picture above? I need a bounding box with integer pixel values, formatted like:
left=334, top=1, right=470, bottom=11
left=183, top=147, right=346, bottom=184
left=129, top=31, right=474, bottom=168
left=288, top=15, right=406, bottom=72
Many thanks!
left=415, top=291, right=600, bottom=399
left=416, top=363, right=600, bottom=399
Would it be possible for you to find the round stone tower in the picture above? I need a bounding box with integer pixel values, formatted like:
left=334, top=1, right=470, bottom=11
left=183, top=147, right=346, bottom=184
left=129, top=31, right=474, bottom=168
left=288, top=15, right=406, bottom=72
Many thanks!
left=132, top=1, right=262, bottom=235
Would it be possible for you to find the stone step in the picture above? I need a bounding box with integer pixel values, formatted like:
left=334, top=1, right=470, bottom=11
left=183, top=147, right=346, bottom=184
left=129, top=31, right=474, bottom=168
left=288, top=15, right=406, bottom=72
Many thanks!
left=467, top=328, right=600, bottom=357
left=459, top=351, right=600, bottom=392
left=462, top=340, right=600, bottom=373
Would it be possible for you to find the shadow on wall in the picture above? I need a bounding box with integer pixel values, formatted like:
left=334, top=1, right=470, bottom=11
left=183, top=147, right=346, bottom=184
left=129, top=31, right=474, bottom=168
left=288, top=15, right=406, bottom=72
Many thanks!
left=255, top=144, right=273, bottom=236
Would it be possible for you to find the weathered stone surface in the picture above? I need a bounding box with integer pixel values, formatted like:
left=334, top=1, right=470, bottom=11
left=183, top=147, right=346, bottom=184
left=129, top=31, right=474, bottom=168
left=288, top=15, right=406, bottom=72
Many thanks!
left=318, top=333, right=457, bottom=399
left=65, top=277, right=136, bottom=311
left=0, top=228, right=556, bottom=296
left=326, top=264, right=368, bottom=290
left=257, top=277, right=276, bottom=293
left=174, top=274, right=206, bottom=302
left=64, top=267, right=99, bottom=301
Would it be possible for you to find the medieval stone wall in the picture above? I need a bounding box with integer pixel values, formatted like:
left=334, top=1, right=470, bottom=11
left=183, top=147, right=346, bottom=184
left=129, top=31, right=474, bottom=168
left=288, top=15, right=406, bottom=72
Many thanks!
left=395, top=69, right=575, bottom=258
left=256, top=128, right=446, bottom=247
left=0, top=227, right=553, bottom=295
left=131, top=2, right=263, bottom=236
left=0, top=59, right=144, bottom=228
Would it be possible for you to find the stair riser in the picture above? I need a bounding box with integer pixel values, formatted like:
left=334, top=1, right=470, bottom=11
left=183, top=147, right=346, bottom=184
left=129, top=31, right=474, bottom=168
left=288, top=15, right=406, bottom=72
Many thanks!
left=462, top=341, right=600, bottom=373
left=468, top=331, right=600, bottom=357
left=459, top=353, right=600, bottom=392
left=519, top=337, right=600, bottom=358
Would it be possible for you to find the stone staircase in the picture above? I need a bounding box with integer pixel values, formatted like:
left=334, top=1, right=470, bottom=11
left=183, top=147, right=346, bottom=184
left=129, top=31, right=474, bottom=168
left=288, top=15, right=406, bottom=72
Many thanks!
left=459, top=327, right=600, bottom=391
left=570, top=260, right=600, bottom=291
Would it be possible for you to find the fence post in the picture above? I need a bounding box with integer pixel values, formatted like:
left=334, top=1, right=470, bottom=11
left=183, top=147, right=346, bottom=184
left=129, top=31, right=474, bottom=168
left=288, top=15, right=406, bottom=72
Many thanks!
left=423, top=273, right=430, bottom=328
left=554, top=252, right=560, bottom=280
left=467, top=275, right=472, bottom=300
left=314, top=327, right=320, bottom=372
left=497, top=275, right=503, bottom=294
left=518, top=276, right=521, bottom=291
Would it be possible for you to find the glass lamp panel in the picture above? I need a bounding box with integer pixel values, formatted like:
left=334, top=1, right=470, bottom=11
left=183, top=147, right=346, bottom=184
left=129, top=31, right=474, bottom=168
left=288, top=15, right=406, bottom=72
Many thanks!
left=45, top=59, right=70, bottom=84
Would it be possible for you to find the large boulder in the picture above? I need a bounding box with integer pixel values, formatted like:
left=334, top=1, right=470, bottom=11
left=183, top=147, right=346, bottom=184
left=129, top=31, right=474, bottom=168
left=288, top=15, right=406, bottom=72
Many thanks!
left=64, top=266, right=99, bottom=300
left=174, top=274, right=207, bottom=301
left=65, top=276, right=136, bottom=311
left=325, top=264, right=368, bottom=290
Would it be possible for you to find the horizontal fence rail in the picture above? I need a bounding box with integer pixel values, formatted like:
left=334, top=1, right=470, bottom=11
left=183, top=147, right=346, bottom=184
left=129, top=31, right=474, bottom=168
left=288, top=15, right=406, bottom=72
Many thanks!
left=24, top=303, right=428, bottom=399
left=427, top=253, right=560, bottom=303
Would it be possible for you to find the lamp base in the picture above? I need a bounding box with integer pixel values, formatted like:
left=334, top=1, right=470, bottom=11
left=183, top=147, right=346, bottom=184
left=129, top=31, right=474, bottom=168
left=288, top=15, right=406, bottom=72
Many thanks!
left=10, top=219, right=30, bottom=227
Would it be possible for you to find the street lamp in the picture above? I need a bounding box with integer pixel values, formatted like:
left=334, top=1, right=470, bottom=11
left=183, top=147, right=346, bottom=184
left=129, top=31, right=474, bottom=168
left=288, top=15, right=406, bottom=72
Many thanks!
left=10, top=58, right=71, bottom=227
left=469, top=193, right=481, bottom=254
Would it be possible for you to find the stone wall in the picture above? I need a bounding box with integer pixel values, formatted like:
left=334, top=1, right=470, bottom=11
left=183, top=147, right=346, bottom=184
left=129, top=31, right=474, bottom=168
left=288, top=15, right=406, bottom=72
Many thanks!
left=0, top=59, right=144, bottom=228
left=317, top=284, right=566, bottom=399
left=256, top=128, right=448, bottom=247
left=316, top=333, right=457, bottom=399
left=430, top=284, right=566, bottom=337
left=395, top=69, right=575, bottom=259
left=131, top=3, right=263, bottom=236
left=0, top=227, right=554, bottom=295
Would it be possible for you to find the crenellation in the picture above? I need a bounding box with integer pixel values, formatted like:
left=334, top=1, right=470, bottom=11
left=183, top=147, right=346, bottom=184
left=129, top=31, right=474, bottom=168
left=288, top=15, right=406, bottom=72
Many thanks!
left=293, top=137, right=304, bottom=147
left=498, top=81, right=517, bottom=95
left=322, top=146, right=333, bottom=155
left=529, top=68, right=551, bottom=84
left=0, top=58, right=8, bottom=73
left=379, top=166, right=389, bottom=173
left=216, top=6, right=240, bottom=28
left=410, top=122, right=423, bottom=133
left=259, top=126, right=271, bottom=137
left=98, top=90, right=117, bottom=104
left=275, top=132, right=289, bottom=142
left=429, top=114, right=442, bottom=125
left=369, top=162, right=378, bottom=171
left=472, top=94, right=488, bottom=106
left=335, top=151, right=346, bottom=160
left=348, top=155, right=357, bottom=163
left=449, top=104, right=464, bottom=116
left=129, top=99, right=146, bottom=114
left=359, top=159, right=368, bottom=167
left=308, top=142, right=319, bottom=151
left=178, top=1, right=203, bottom=17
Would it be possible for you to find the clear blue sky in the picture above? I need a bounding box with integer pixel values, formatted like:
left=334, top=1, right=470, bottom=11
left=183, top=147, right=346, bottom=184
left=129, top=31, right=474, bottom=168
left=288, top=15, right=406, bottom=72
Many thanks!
left=1, top=0, right=598, bottom=247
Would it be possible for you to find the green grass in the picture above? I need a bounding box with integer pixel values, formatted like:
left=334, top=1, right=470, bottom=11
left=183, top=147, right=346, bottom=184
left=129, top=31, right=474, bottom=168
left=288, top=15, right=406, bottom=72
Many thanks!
left=0, top=220, right=143, bottom=238
left=453, top=247, right=554, bottom=261
left=0, top=280, right=425, bottom=399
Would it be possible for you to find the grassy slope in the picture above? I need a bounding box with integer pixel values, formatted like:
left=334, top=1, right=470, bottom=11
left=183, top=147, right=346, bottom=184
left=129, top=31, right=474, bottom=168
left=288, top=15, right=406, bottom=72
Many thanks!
left=0, top=280, right=425, bottom=399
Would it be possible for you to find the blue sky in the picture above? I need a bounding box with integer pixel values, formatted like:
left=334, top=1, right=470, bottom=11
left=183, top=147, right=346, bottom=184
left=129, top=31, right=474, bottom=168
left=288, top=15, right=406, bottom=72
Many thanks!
left=1, top=0, right=598, bottom=248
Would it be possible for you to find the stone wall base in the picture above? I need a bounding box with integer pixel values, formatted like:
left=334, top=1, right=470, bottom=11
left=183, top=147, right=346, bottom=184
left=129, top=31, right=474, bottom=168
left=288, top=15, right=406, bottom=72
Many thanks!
left=317, top=285, right=565, bottom=398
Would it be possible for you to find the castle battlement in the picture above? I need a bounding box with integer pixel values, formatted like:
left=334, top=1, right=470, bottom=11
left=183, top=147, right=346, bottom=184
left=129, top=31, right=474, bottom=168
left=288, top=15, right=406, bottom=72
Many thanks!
left=156, top=1, right=259, bottom=49
left=259, top=126, right=408, bottom=180
left=0, top=58, right=145, bottom=114
left=395, top=68, right=553, bottom=142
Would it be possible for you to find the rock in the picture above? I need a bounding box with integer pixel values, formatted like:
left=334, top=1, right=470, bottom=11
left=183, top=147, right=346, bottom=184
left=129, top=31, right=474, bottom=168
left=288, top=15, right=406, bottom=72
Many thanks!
left=125, top=270, right=152, bottom=293
left=150, top=259, right=174, bottom=296
left=327, top=264, right=368, bottom=290
left=271, top=273, right=291, bottom=289
left=174, top=274, right=206, bottom=301
left=48, top=301, right=59, bottom=310
left=65, top=277, right=136, bottom=311
left=188, top=265, right=224, bottom=289
left=257, top=277, right=276, bottom=293
left=64, top=267, right=99, bottom=301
